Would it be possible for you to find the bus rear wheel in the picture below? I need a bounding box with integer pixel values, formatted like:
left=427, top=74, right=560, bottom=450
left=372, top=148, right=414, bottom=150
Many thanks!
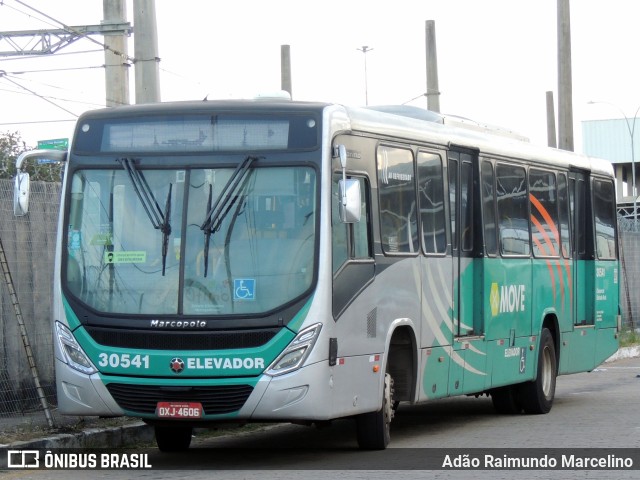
left=519, top=328, right=557, bottom=414
left=155, top=425, right=193, bottom=452
left=356, top=372, right=395, bottom=450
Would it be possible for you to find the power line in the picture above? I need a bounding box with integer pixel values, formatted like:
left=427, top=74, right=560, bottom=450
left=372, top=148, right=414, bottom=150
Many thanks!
left=0, top=118, right=76, bottom=126
left=0, top=73, right=78, bottom=117
left=4, top=65, right=105, bottom=75
left=0, top=48, right=104, bottom=62
left=0, top=83, right=106, bottom=108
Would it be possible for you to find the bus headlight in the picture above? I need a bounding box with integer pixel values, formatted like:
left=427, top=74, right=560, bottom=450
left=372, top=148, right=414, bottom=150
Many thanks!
left=55, top=321, right=97, bottom=375
left=266, top=323, right=322, bottom=376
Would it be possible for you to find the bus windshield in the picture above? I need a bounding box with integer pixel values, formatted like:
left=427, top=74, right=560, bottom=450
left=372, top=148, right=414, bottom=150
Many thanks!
left=64, top=164, right=317, bottom=316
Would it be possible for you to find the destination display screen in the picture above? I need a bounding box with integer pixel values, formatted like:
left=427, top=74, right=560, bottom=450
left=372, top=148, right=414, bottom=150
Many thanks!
left=73, top=112, right=319, bottom=153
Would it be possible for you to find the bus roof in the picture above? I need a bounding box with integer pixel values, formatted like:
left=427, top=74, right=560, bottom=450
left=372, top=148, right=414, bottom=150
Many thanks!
left=339, top=103, right=614, bottom=178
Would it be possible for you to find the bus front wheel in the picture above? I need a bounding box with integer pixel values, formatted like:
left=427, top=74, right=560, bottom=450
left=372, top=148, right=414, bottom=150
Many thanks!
left=519, top=328, right=557, bottom=414
left=356, top=372, right=395, bottom=450
left=155, top=425, right=193, bottom=452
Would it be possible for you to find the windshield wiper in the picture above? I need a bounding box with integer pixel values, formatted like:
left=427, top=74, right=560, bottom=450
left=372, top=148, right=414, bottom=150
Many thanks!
left=200, top=155, right=259, bottom=277
left=117, top=158, right=172, bottom=276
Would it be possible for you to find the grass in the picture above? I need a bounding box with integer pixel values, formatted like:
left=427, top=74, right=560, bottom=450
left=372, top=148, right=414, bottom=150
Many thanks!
left=619, top=328, right=640, bottom=348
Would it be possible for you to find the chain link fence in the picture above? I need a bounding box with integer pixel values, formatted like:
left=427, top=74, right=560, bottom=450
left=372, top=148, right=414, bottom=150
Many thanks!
left=0, top=177, right=638, bottom=429
left=617, top=216, right=640, bottom=331
left=0, top=178, right=60, bottom=429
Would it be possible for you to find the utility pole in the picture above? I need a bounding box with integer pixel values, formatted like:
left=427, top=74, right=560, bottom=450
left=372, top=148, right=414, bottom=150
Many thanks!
left=425, top=20, right=441, bottom=113
left=103, top=0, right=130, bottom=107
left=133, top=0, right=161, bottom=103
left=357, top=46, right=373, bottom=105
left=546, top=91, right=557, bottom=148
left=281, top=44, right=292, bottom=98
left=557, top=0, right=574, bottom=151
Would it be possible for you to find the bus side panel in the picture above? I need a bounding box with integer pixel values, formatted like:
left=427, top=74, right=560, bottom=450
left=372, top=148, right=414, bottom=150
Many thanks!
left=562, top=327, right=597, bottom=373
left=486, top=334, right=534, bottom=389
left=420, top=256, right=453, bottom=349
left=420, top=346, right=451, bottom=399
left=450, top=339, right=488, bottom=395
left=483, top=257, right=532, bottom=341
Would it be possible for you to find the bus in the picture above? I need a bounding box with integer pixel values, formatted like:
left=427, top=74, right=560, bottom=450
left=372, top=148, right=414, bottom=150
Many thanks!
left=14, top=99, right=620, bottom=451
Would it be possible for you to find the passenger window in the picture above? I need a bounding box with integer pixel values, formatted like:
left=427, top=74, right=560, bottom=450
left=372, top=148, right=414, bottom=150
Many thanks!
left=557, top=173, right=571, bottom=258
left=496, top=164, right=529, bottom=256
left=377, top=146, right=418, bottom=254
left=482, top=161, right=497, bottom=255
left=417, top=152, right=446, bottom=254
left=593, top=179, right=617, bottom=260
left=529, top=169, right=559, bottom=257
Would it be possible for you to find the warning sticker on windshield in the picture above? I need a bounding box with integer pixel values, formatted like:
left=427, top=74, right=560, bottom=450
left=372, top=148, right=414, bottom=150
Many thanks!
left=104, top=251, right=147, bottom=264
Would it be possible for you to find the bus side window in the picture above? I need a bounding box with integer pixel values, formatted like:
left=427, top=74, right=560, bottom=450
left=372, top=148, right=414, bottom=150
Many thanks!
left=417, top=151, right=446, bottom=254
left=529, top=169, right=559, bottom=258
left=558, top=173, right=571, bottom=258
left=481, top=161, right=497, bottom=255
left=377, top=146, right=418, bottom=254
left=496, top=164, right=529, bottom=256
left=593, top=179, right=617, bottom=259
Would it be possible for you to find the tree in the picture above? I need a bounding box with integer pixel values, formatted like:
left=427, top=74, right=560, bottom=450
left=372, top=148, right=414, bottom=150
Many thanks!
left=0, top=131, right=28, bottom=179
left=0, top=131, right=63, bottom=182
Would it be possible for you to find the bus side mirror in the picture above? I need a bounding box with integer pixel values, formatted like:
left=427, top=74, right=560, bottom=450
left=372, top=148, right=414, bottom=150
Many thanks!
left=13, top=171, right=30, bottom=216
left=339, top=178, right=361, bottom=223
left=12, top=149, right=68, bottom=216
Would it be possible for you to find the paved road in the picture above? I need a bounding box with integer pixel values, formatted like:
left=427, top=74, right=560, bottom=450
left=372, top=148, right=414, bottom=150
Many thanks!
left=3, top=356, right=639, bottom=479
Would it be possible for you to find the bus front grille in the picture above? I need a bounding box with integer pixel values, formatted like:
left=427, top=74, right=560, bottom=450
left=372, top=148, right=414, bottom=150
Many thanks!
left=105, top=383, right=254, bottom=415
left=85, top=327, right=278, bottom=350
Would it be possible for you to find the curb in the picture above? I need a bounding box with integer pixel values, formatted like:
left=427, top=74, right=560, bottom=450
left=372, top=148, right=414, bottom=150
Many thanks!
left=2, top=422, right=154, bottom=450
left=605, top=345, right=640, bottom=363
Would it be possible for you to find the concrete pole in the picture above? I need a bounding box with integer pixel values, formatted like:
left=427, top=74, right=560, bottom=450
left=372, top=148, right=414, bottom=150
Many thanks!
left=425, top=20, right=441, bottom=113
left=357, top=46, right=373, bottom=105
left=281, top=44, right=292, bottom=98
left=546, top=91, right=557, bottom=148
left=133, top=0, right=161, bottom=103
left=103, top=0, right=130, bottom=106
left=557, top=0, right=574, bottom=151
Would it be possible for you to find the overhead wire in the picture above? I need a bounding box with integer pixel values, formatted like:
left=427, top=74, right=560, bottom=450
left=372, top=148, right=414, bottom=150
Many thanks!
left=0, top=83, right=106, bottom=108
left=3, top=65, right=105, bottom=75
left=0, top=49, right=105, bottom=62
left=0, top=74, right=78, bottom=116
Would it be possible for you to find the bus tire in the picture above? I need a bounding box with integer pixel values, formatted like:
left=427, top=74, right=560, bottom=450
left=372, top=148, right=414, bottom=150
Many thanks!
left=519, top=328, right=557, bottom=414
left=155, top=425, right=193, bottom=452
left=356, top=372, right=394, bottom=450
left=491, top=385, right=522, bottom=414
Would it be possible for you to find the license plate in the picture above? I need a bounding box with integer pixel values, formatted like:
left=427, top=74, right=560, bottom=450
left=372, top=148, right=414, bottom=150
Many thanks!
left=156, top=402, right=203, bottom=419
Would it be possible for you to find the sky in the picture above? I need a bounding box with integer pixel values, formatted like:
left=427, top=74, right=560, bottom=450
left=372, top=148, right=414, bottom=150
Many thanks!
left=1, top=0, right=639, bottom=153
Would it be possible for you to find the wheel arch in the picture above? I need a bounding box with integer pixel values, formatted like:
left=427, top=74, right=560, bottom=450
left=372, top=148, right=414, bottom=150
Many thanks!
left=540, top=312, right=560, bottom=369
left=385, top=322, right=418, bottom=403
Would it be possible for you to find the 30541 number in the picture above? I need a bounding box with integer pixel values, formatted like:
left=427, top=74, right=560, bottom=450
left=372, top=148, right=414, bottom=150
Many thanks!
left=98, top=353, right=150, bottom=369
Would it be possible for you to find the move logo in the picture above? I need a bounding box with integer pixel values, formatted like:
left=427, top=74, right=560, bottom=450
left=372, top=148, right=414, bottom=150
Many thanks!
left=490, top=282, right=526, bottom=316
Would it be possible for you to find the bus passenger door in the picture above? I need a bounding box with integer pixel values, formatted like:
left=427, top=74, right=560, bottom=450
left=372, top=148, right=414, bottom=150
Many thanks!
left=569, top=171, right=593, bottom=326
left=449, top=152, right=476, bottom=338
left=448, top=150, right=485, bottom=395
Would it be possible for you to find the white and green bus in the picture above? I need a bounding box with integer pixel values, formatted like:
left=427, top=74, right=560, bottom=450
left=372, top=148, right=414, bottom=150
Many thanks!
left=15, top=99, right=620, bottom=451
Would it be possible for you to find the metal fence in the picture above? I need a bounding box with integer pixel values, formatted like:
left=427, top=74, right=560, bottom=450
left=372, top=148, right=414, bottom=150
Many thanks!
left=0, top=178, right=60, bottom=428
left=0, top=177, right=638, bottom=429
left=618, top=217, right=640, bottom=330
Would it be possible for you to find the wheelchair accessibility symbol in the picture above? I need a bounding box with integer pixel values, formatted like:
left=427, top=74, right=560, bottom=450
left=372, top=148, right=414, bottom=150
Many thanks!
left=234, top=279, right=256, bottom=301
